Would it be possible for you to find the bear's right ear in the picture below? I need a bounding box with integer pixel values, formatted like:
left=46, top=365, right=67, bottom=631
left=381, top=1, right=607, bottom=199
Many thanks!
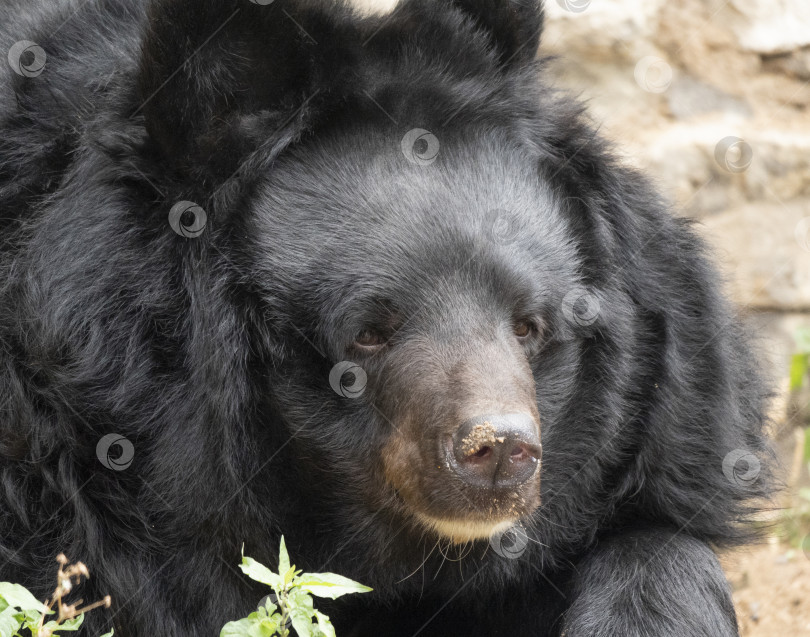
left=136, top=0, right=357, bottom=181
left=446, top=0, right=544, bottom=67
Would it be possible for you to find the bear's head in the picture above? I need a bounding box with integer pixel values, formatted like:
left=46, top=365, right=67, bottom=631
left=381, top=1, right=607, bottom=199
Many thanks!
left=99, top=0, right=768, bottom=591
left=136, top=0, right=570, bottom=549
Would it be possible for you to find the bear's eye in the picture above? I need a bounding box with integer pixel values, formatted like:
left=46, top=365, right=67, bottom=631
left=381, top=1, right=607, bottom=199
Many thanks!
left=354, top=328, right=388, bottom=350
left=513, top=319, right=537, bottom=339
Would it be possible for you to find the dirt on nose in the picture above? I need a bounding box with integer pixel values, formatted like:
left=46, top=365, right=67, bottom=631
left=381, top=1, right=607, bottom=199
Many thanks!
left=459, top=420, right=505, bottom=456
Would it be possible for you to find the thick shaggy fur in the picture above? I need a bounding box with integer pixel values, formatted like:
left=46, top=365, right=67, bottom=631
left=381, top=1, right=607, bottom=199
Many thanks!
left=0, top=1, right=772, bottom=636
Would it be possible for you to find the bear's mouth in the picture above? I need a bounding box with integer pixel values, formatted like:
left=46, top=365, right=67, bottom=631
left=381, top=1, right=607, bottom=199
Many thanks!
left=413, top=513, right=521, bottom=544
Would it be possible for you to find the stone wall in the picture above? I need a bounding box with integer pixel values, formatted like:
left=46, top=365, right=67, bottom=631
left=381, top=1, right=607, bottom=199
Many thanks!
left=542, top=0, right=810, bottom=432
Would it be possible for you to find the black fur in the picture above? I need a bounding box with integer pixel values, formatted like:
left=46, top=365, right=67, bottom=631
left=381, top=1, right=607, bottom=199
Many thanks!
left=0, top=1, right=772, bottom=636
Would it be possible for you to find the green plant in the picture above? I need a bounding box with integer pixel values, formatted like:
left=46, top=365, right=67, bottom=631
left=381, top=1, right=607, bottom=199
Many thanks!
left=782, top=327, right=810, bottom=546
left=789, top=327, right=810, bottom=393
left=220, top=537, right=371, bottom=637
left=0, top=555, right=112, bottom=637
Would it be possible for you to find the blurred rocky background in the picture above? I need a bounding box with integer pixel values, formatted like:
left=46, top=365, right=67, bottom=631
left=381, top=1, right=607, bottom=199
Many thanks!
left=542, top=0, right=810, bottom=426
left=357, top=0, right=810, bottom=633
left=539, top=5, right=810, bottom=633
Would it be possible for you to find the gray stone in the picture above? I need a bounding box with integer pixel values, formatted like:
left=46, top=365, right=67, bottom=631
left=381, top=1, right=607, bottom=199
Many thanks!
left=724, top=0, right=810, bottom=53
left=666, top=76, right=752, bottom=120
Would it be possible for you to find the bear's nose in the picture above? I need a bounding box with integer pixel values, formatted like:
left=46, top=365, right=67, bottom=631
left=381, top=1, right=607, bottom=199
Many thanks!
left=447, top=414, right=541, bottom=489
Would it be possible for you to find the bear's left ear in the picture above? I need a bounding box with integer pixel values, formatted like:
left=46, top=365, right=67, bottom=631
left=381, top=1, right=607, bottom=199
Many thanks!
left=446, top=0, right=544, bottom=67
left=136, top=0, right=358, bottom=182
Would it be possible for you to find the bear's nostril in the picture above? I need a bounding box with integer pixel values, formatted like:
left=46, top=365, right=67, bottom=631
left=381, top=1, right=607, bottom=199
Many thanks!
left=468, top=445, right=492, bottom=460
left=448, top=413, right=541, bottom=489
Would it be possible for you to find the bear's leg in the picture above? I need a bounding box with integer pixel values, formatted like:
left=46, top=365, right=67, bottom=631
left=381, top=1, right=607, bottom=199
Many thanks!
left=561, top=529, right=739, bottom=637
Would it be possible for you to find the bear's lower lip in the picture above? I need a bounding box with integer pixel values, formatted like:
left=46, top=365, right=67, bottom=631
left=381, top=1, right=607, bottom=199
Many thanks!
left=414, top=512, right=521, bottom=544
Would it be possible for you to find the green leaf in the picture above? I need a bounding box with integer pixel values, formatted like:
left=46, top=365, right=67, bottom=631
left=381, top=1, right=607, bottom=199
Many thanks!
left=790, top=354, right=809, bottom=391
left=293, top=573, right=372, bottom=600
left=287, top=589, right=314, bottom=615
left=799, top=487, right=810, bottom=502
left=0, top=583, right=48, bottom=613
left=289, top=609, right=315, bottom=637
left=257, top=599, right=278, bottom=617
left=98, top=630, right=115, bottom=637
left=278, top=537, right=291, bottom=576
left=220, top=615, right=279, bottom=637
left=0, top=606, right=23, bottom=637
left=44, top=613, right=84, bottom=632
left=239, top=553, right=282, bottom=591
left=313, top=611, right=335, bottom=637
left=21, top=609, right=44, bottom=633
left=282, top=567, right=298, bottom=590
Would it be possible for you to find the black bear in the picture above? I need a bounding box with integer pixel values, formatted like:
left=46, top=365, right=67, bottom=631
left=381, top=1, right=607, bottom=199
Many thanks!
left=0, top=1, right=772, bottom=636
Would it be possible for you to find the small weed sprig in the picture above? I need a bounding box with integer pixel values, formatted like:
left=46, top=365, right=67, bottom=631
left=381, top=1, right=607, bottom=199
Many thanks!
left=220, top=537, right=371, bottom=637
left=0, top=554, right=112, bottom=637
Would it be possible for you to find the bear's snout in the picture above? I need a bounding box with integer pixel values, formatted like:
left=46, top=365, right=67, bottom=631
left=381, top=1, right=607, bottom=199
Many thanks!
left=446, top=413, right=541, bottom=489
